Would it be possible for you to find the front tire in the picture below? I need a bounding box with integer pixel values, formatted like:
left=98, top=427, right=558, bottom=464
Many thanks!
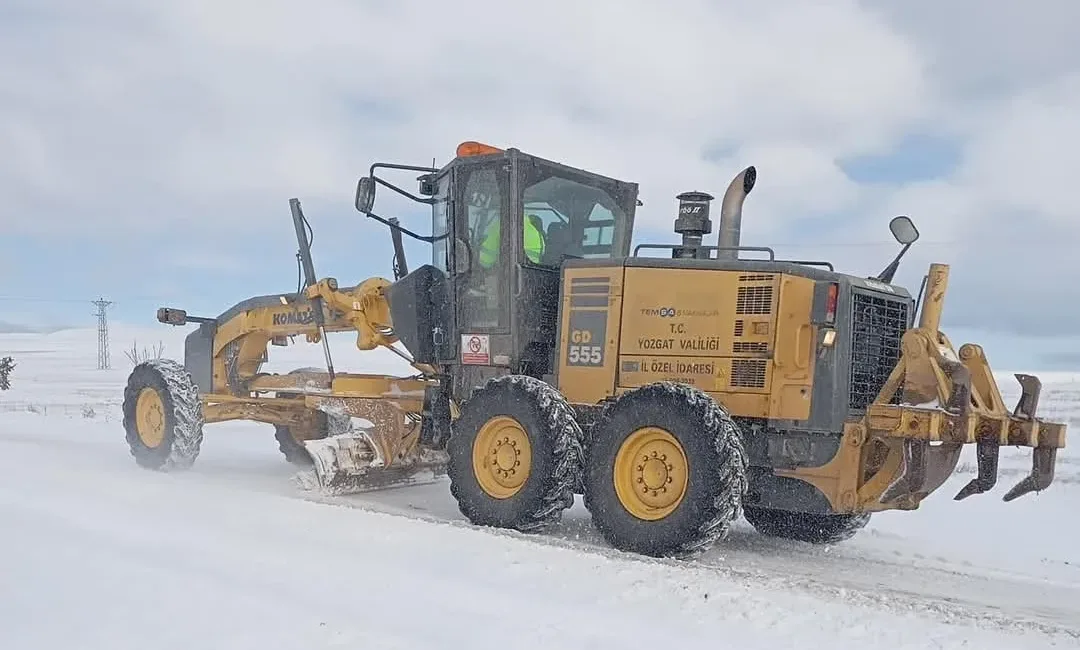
left=447, top=375, right=583, bottom=533
left=583, top=382, right=748, bottom=558
left=122, top=358, right=204, bottom=471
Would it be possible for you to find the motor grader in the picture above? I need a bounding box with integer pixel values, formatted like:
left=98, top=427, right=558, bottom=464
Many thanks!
left=123, top=140, right=1067, bottom=558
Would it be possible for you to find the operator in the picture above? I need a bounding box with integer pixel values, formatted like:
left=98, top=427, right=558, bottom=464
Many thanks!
left=477, top=213, right=545, bottom=268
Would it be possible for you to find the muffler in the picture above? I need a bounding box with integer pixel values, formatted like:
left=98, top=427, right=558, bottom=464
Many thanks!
left=715, top=165, right=757, bottom=260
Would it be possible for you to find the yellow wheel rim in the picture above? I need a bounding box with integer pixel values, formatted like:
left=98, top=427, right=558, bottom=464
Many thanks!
left=135, top=387, right=167, bottom=448
left=472, top=415, right=532, bottom=499
left=613, top=426, right=689, bottom=521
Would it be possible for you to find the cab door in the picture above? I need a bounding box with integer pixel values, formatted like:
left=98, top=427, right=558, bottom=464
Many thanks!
left=442, top=154, right=516, bottom=398
left=429, top=167, right=458, bottom=363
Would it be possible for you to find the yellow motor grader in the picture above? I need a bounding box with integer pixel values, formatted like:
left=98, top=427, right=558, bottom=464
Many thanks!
left=123, top=140, right=1067, bottom=558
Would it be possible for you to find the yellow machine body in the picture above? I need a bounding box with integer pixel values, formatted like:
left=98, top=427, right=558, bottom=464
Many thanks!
left=136, top=275, right=448, bottom=494
left=558, top=266, right=814, bottom=419
left=555, top=261, right=1066, bottom=516
left=122, top=140, right=1068, bottom=558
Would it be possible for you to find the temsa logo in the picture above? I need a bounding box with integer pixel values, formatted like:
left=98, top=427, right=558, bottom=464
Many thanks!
left=640, top=307, right=674, bottom=317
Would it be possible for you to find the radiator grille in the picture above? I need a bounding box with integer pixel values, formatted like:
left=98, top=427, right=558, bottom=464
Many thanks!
left=731, top=359, right=767, bottom=388
left=736, top=286, right=773, bottom=314
left=733, top=341, right=768, bottom=353
left=539, top=301, right=558, bottom=332
left=848, top=291, right=909, bottom=410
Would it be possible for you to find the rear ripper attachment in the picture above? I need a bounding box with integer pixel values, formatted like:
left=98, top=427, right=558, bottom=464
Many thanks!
left=788, top=263, right=1066, bottom=512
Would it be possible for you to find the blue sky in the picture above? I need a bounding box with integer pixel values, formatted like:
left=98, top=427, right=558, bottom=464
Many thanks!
left=2, top=0, right=1079, bottom=371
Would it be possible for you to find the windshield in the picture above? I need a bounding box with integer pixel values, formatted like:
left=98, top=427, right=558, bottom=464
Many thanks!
left=520, top=163, right=632, bottom=266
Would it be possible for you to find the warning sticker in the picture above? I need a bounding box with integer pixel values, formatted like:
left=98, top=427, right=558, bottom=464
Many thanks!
left=461, top=334, right=490, bottom=365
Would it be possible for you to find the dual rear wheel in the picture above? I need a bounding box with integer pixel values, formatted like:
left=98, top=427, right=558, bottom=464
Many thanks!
left=446, top=377, right=749, bottom=557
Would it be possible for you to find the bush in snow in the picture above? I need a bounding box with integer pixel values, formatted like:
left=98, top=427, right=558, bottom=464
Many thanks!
left=124, top=341, right=164, bottom=366
left=0, top=356, right=14, bottom=390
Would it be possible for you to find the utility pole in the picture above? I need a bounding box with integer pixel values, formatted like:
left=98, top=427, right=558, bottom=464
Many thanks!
left=92, top=297, right=113, bottom=370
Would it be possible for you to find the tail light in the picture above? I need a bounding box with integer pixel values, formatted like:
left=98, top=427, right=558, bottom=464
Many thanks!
left=825, top=283, right=838, bottom=324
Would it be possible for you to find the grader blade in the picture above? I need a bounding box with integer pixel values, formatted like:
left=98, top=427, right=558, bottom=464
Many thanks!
left=299, top=431, right=448, bottom=496
left=290, top=395, right=449, bottom=496
left=303, top=434, right=376, bottom=495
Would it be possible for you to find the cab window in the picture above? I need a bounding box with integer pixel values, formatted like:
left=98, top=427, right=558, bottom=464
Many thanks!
left=431, top=173, right=451, bottom=274
left=520, top=166, right=630, bottom=267
left=457, top=164, right=508, bottom=330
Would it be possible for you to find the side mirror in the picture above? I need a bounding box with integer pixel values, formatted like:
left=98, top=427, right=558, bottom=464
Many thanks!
left=876, top=215, right=919, bottom=284
left=156, top=307, right=188, bottom=326
left=417, top=174, right=436, bottom=197
left=355, top=177, right=376, bottom=213
left=889, top=215, right=919, bottom=245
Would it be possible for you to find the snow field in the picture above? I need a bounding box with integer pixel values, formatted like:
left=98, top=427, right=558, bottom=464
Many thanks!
left=1, top=324, right=1078, bottom=649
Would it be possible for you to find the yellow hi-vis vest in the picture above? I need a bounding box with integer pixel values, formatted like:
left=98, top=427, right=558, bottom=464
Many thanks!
left=478, top=215, right=544, bottom=267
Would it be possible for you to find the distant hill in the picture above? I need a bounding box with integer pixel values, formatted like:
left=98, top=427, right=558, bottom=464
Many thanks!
left=0, top=321, right=73, bottom=334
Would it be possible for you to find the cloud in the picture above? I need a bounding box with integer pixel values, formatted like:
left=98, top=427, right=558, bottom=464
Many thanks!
left=1, top=0, right=1078, bottom=346
left=0, top=0, right=929, bottom=234
left=858, top=73, right=1080, bottom=337
left=1041, top=351, right=1080, bottom=371
left=862, top=0, right=1080, bottom=97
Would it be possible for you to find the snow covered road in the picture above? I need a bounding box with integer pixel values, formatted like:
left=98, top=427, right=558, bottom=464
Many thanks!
left=1, top=327, right=1078, bottom=649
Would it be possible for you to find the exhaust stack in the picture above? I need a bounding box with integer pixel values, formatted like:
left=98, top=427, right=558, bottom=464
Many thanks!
left=716, top=166, right=757, bottom=260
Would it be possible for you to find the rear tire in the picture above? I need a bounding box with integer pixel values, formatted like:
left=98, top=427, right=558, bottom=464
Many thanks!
left=122, top=358, right=204, bottom=471
left=447, top=375, right=583, bottom=533
left=583, top=382, right=748, bottom=558
left=743, top=506, right=871, bottom=544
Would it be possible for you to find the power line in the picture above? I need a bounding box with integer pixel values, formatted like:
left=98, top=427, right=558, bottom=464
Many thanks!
left=0, top=295, right=163, bottom=304
left=0, top=296, right=96, bottom=303
left=91, top=298, right=113, bottom=370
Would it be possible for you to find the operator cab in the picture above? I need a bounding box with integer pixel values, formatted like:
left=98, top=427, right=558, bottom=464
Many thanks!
left=353, top=141, right=639, bottom=393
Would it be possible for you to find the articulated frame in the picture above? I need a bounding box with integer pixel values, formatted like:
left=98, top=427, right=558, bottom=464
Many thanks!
left=193, top=276, right=445, bottom=474
left=778, top=263, right=1066, bottom=513
left=201, top=370, right=435, bottom=469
